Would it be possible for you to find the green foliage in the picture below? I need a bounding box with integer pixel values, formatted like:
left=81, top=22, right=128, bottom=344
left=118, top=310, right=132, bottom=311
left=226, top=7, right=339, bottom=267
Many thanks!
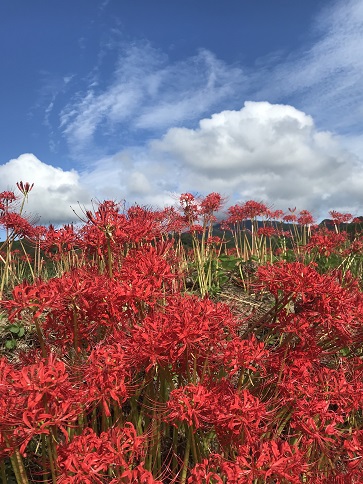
left=2, top=321, right=26, bottom=351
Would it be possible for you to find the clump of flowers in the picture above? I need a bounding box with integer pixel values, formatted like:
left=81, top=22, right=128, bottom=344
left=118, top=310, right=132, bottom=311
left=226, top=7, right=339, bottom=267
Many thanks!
left=1, top=188, right=363, bottom=482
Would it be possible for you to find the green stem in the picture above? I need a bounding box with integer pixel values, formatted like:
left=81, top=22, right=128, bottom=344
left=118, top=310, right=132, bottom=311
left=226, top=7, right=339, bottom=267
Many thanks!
left=46, top=434, right=57, bottom=484
left=9, top=447, right=29, bottom=484
left=106, top=236, right=113, bottom=278
left=18, top=239, right=35, bottom=281
left=171, top=426, right=179, bottom=477
left=1, top=460, right=6, bottom=484
left=73, top=308, right=79, bottom=356
left=190, top=429, right=199, bottom=465
left=180, top=426, right=191, bottom=484
left=34, top=317, right=47, bottom=358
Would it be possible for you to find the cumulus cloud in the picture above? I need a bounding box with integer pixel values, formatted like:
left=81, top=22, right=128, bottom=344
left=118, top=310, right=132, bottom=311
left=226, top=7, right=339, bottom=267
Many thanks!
left=81, top=149, right=179, bottom=209
left=0, top=154, right=91, bottom=224
left=150, top=102, right=363, bottom=217
left=3, top=102, right=363, bottom=225
left=51, top=102, right=363, bottom=220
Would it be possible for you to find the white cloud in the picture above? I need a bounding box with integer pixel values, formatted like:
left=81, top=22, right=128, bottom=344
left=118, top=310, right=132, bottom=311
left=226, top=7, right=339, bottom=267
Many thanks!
left=3, top=102, right=363, bottom=225
left=153, top=102, right=317, bottom=177
left=149, top=102, right=363, bottom=217
left=0, top=154, right=91, bottom=224
left=54, top=102, right=363, bottom=220
left=81, top=149, right=178, bottom=209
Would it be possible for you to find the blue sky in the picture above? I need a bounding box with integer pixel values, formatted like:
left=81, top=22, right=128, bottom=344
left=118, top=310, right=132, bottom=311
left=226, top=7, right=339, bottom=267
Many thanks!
left=1, top=0, right=363, bottom=224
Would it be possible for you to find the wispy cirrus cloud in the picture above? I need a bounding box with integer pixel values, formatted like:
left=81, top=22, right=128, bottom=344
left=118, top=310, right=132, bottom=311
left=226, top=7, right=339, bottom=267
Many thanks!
left=59, top=43, right=246, bottom=151
left=254, top=0, right=363, bottom=135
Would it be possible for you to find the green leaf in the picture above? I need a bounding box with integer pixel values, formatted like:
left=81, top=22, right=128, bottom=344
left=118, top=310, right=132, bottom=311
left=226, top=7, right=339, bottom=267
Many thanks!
left=219, top=254, right=241, bottom=271
left=5, top=339, right=17, bottom=350
left=9, top=325, right=20, bottom=334
left=339, top=347, right=350, bottom=357
left=18, top=327, right=25, bottom=338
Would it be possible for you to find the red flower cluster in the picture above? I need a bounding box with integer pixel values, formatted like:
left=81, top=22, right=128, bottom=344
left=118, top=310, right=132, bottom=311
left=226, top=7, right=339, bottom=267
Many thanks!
left=1, top=194, right=363, bottom=482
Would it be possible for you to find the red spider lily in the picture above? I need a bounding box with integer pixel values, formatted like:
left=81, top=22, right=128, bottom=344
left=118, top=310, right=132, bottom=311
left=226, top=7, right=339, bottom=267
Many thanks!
left=126, top=294, right=236, bottom=373
left=3, top=269, right=111, bottom=350
left=12, top=353, right=77, bottom=407
left=179, top=193, right=200, bottom=224
left=230, top=440, right=307, bottom=483
left=256, top=261, right=363, bottom=348
left=188, top=224, right=204, bottom=233
left=0, top=191, right=17, bottom=201
left=82, top=343, right=134, bottom=417
left=158, top=206, right=188, bottom=233
left=166, top=380, right=268, bottom=444
left=109, top=465, right=163, bottom=483
left=329, top=210, right=353, bottom=225
left=346, top=235, right=363, bottom=255
left=239, top=200, right=268, bottom=219
left=200, top=192, right=224, bottom=214
left=282, top=213, right=297, bottom=223
left=40, top=269, right=116, bottom=349
left=305, top=228, right=348, bottom=256
left=256, top=260, right=320, bottom=299
left=266, top=209, right=284, bottom=220
left=226, top=200, right=268, bottom=223
left=0, top=212, right=35, bottom=238
left=315, top=364, right=363, bottom=415
left=257, top=226, right=277, bottom=237
left=221, top=335, right=268, bottom=377
left=112, top=244, right=179, bottom=314
left=15, top=408, right=69, bottom=455
left=344, top=429, right=363, bottom=467
left=84, top=200, right=159, bottom=247
left=180, top=193, right=196, bottom=204
left=3, top=195, right=363, bottom=482
left=189, top=440, right=307, bottom=483
left=3, top=245, right=179, bottom=353
left=0, top=358, right=26, bottom=457
left=125, top=205, right=163, bottom=243
left=297, top=209, right=315, bottom=226
left=16, top=181, right=34, bottom=196
left=199, top=193, right=225, bottom=224
left=188, top=455, right=224, bottom=483
left=210, top=381, right=267, bottom=447
left=57, top=427, right=112, bottom=482
left=81, top=201, right=173, bottom=262
left=42, top=224, right=79, bottom=258
left=166, top=384, right=213, bottom=430
left=2, top=277, right=60, bottom=321
left=206, top=235, right=221, bottom=245
left=8, top=354, right=82, bottom=454
left=0, top=191, right=17, bottom=207
left=289, top=396, right=344, bottom=455
left=56, top=424, right=150, bottom=481
left=86, top=200, right=122, bottom=228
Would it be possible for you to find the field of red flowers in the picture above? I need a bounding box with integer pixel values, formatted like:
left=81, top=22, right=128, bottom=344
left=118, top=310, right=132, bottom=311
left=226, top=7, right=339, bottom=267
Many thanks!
left=1, top=183, right=363, bottom=483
